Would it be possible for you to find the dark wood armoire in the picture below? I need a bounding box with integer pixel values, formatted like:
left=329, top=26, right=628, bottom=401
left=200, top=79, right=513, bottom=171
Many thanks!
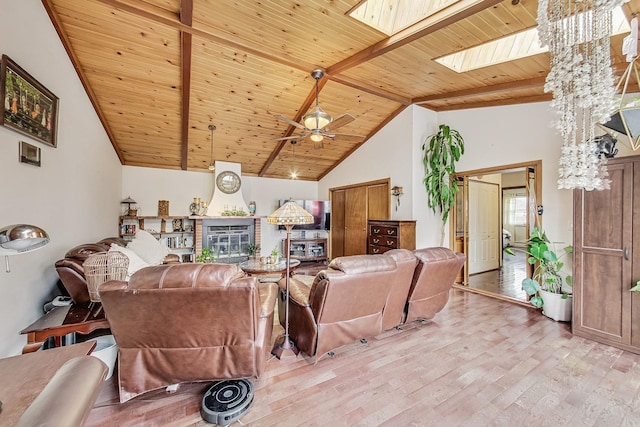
left=573, top=154, right=640, bottom=354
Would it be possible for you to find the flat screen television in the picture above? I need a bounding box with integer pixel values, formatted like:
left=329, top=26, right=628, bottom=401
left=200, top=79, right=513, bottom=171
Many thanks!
left=278, top=200, right=330, bottom=230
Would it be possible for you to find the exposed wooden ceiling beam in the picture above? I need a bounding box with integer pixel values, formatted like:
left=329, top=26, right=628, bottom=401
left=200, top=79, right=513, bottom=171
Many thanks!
left=329, top=74, right=411, bottom=105
left=414, top=76, right=547, bottom=103
left=259, top=76, right=329, bottom=177
left=179, top=0, right=193, bottom=171
left=427, top=94, right=553, bottom=112
left=41, top=0, right=125, bottom=163
left=95, top=0, right=318, bottom=73
left=327, top=0, right=504, bottom=75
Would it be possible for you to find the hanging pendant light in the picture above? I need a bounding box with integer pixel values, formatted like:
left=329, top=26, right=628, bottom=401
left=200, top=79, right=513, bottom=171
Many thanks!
left=290, top=140, right=298, bottom=179
left=208, top=123, right=216, bottom=172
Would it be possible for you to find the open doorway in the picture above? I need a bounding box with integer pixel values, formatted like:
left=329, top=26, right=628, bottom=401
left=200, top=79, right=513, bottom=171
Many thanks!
left=451, top=161, right=541, bottom=303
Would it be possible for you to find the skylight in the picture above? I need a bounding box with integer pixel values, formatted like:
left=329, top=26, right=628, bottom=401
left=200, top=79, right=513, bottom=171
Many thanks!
left=349, top=0, right=458, bottom=35
left=435, top=6, right=630, bottom=73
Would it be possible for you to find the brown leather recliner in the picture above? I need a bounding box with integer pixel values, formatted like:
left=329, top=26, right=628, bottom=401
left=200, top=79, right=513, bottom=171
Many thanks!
left=54, top=237, right=128, bottom=304
left=99, top=263, right=278, bottom=403
left=404, top=247, right=466, bottom=323
left=280, top=254, right=400, bottom=359
left=381, top=248, right=418, bottom=330
left=55, top=237, right=180, bottom=304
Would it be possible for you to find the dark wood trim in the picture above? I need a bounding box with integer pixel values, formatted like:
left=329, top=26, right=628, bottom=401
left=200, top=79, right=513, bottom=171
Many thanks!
left=413, top=77, right=547, bottom=104
left=429, top=94, right=553, bottom=112
left=179, top=0, right=193, bottom=171
left=41, top=0, right=125, bottom=163
left=328, top=177, right=390, bottom=192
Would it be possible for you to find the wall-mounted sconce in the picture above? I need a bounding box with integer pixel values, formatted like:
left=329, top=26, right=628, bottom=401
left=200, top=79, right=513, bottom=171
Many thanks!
left=391, top=186, right=404, bottom=211
left=0, top=224, right=50, bottom=272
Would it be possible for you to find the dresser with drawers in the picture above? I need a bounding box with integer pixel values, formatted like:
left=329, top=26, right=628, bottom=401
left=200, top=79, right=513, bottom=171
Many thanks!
left=367, top=220, right=416, bottom=254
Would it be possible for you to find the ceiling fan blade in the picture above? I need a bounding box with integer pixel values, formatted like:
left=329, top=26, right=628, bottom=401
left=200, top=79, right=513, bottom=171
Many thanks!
left=273, top=134, right=308, bottom=141
left=274, top=114, right=307, bottom=130
left=324, top=131, right=366, bottom=138
left=326, top=113, right=355, bottom=131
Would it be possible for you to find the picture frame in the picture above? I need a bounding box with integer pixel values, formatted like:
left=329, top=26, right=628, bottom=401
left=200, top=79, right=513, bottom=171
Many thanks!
left=19, top=140, right=41, bottom=167
left=0, top=55, right=58, bottom=147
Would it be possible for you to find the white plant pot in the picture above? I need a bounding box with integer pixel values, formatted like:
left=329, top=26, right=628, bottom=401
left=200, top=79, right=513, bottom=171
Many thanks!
left=539, top=290, right=572, bottom=322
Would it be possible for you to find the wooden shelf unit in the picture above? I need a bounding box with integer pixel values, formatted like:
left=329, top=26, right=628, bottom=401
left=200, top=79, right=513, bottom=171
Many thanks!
left=286, top=238, right=328, bottom=262
left=119, top=216, right=195, bottom=262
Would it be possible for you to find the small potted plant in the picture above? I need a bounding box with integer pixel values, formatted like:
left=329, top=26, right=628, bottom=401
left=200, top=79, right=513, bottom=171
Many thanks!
left=521, top=227, right=573, bottom=321
left=247, top=243, right=260, bottom=260
left=196, top=248, right=215, bottom=263
left=270, top=247, right=279, bottom=264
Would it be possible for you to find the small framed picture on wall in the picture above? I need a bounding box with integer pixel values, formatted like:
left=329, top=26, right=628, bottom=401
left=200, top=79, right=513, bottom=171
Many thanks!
left=19, top=140, right=41, bottom=167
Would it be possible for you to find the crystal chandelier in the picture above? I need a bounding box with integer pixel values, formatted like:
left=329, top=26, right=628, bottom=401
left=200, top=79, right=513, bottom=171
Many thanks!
left=538, top=0, right=628, bottom=191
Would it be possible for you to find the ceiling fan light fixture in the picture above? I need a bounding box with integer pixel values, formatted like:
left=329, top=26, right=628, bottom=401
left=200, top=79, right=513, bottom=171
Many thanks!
left=303, top=106, right=332, bottom=130
left=310, top=133, right=323, bottom=143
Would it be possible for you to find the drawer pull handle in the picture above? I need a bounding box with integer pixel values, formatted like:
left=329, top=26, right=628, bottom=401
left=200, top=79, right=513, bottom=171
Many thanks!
left=373, top=238, right=379, bottom=243
left=373, top=228, right=380, bottom=233
left=387, top=240, right=393, bottom=245
left=387, top=230, right=395, bottom=235
left=373, top=248, right=379, bottom=253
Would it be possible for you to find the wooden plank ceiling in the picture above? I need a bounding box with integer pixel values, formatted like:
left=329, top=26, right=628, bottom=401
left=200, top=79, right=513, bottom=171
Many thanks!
left=42, top=0, right=640, bottom=180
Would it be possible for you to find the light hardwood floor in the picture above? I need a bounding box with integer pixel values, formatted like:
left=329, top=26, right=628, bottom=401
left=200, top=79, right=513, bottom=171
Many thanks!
left=86, top=289, right=640, bottom=426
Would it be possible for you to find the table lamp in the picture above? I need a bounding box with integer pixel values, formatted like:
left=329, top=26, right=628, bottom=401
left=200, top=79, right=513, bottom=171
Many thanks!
left=0, top=224, right=50, bottom=273
left=267, top=199, right=314, bottom=359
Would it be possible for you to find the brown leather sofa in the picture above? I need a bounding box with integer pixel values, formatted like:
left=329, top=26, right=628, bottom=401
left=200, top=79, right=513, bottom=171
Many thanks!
left=55, top=237, right=179, bottom=304
left=281, top=254, right=402, bottom=358
left=280, top=247, right=465, bottom=359
left=99, top=263, right=278, bottom=403
left=404, top=247, right=466, bottom=323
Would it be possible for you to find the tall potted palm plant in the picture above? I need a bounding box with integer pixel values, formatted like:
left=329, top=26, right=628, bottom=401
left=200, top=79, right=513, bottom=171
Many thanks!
left=422, top=124, right=465, bottom=245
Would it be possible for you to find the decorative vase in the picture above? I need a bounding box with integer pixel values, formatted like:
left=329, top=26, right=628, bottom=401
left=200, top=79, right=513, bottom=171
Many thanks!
left=249, top=201, right=256, bottom=216
left=189, top=198, right=200, bottom=216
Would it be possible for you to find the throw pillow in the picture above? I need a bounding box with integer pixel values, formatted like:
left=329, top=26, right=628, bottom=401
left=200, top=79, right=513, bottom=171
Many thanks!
left=127, top=229, right=169, bottom=265
left=109, top=244, right=149, bottom=279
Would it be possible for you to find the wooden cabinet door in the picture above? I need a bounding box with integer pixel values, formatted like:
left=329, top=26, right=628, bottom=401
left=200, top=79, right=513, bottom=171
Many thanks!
left=331, top=189, right=346, bottom=258
left=344, top=186, right=367, bottom=256
left=573, top=160, right=633, bottom=348
left=367, top=183, right=390, bottom=220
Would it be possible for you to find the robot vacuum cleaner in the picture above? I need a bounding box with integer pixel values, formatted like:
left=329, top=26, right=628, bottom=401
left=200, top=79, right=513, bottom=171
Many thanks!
left=201, top=379, right=254, bottom=426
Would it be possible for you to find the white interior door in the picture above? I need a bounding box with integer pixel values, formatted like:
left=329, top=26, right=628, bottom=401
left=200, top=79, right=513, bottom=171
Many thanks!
left=468, top=180, right=500, bottom=274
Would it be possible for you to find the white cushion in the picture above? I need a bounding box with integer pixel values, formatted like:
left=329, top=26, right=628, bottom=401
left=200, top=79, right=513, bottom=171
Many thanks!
left=109, top=244, right=149, bottom=279
left=127, top=229, right=169, bottom=266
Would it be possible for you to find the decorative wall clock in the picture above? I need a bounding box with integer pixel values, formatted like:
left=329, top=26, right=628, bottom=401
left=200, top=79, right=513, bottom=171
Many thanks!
left=216, top=171, right=241, bottom=194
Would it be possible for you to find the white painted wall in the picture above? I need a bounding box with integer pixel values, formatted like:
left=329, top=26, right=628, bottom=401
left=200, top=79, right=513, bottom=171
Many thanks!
left=439, top=102, right=572, bottom=247
left=0, top=2, right=121, bottom=357
left=122, top=165, right=319, bottom=258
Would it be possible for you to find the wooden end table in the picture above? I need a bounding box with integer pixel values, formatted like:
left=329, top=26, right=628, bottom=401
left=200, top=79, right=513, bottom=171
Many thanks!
left=20, top=302, right=109, bottom=354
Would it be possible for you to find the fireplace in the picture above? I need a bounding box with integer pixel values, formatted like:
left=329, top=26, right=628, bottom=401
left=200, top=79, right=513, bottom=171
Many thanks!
left=200, top=218, right=255, bottom=264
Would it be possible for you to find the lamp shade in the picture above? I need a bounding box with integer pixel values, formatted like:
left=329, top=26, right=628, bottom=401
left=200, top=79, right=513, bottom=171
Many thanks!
left=267, top=200, right=314, bottom=227
left=303, top=106, right=332, bottom=130
left=0, top=224, right=50, bottom=254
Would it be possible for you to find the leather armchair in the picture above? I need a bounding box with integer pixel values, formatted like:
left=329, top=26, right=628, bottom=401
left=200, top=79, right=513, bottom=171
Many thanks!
left=55, top=237, right=179, bottom=304
left=280, top=254, right=399, bottom=359
left=54, top=238, right=128, bottom=304
left=380, top=249, right=418, bottom=330
left=99, top=263, right=278, bottom=403
left=404, top=247, right=466, bottom=323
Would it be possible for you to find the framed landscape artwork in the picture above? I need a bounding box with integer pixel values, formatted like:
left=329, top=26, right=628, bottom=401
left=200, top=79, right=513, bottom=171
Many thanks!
left=0, top=55, right=58, bottom=147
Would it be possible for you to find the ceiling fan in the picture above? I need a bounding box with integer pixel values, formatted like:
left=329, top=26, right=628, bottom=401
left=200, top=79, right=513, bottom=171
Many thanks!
left=274, top=69, right=365, bottom=147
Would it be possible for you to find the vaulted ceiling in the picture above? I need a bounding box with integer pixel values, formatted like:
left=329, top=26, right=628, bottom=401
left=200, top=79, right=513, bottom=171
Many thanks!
left=42, top=0, right=640, bottom=180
